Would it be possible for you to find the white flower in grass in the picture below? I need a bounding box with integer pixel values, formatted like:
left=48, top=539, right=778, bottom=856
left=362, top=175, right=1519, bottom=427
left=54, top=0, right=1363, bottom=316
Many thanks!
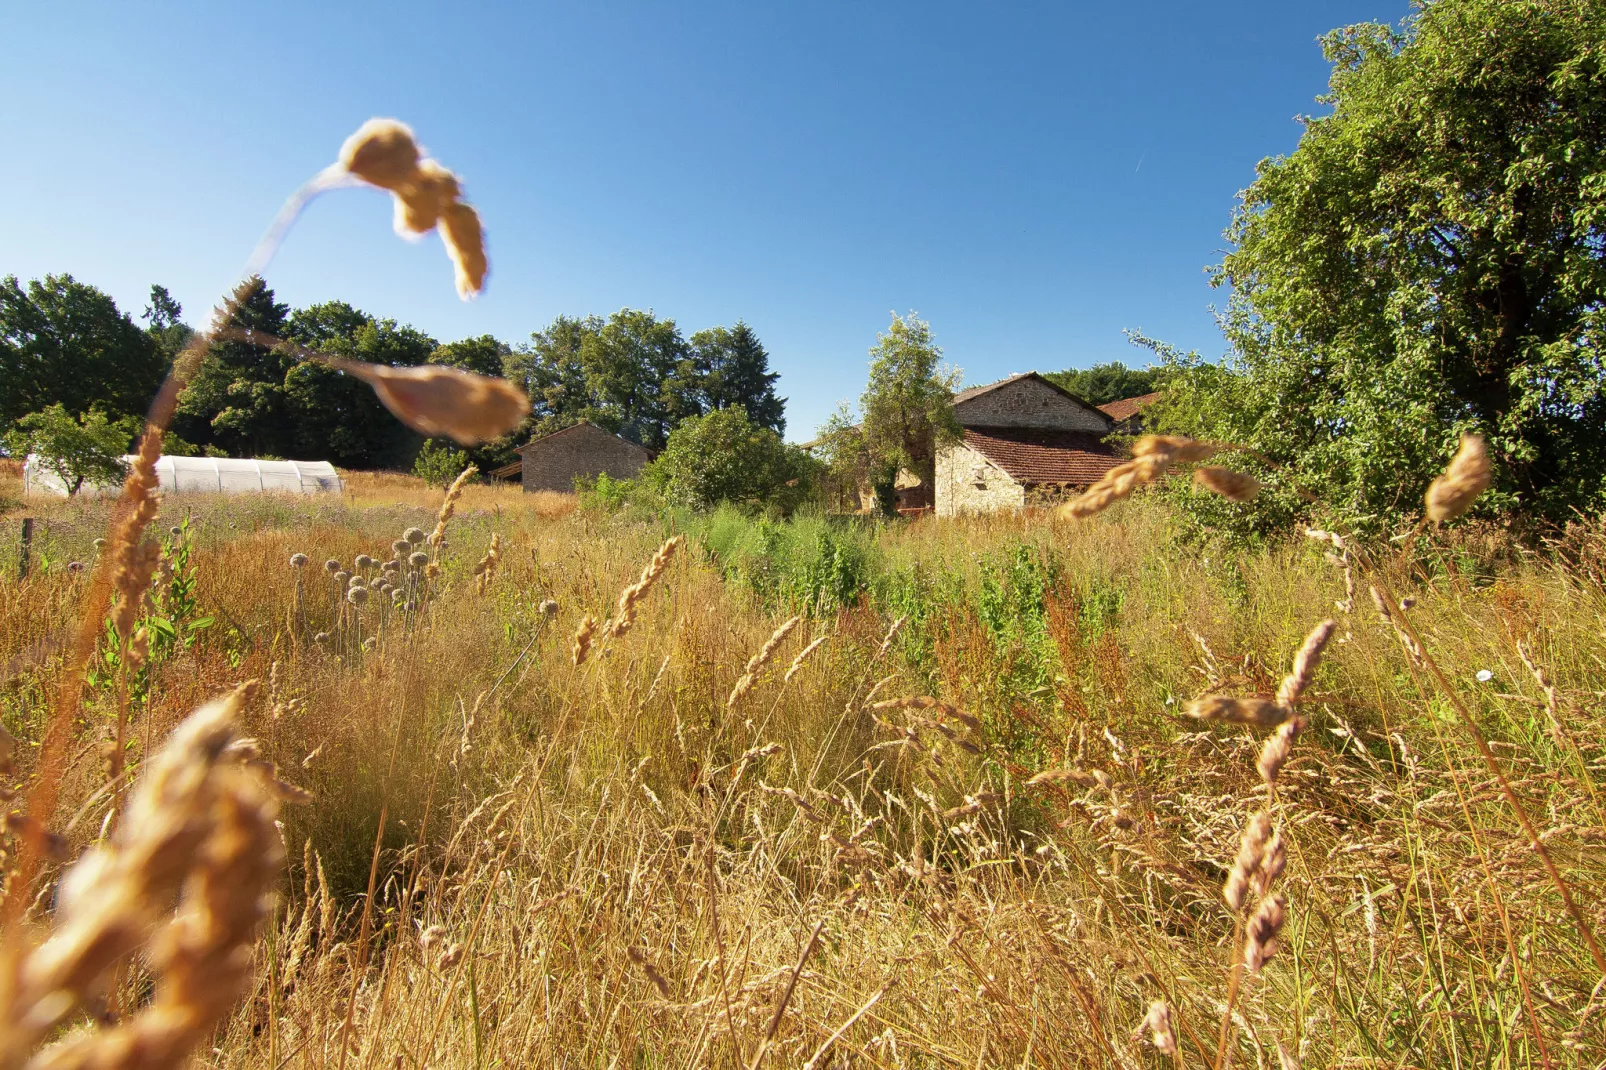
left=1475, top=669, right=1493, bottom=683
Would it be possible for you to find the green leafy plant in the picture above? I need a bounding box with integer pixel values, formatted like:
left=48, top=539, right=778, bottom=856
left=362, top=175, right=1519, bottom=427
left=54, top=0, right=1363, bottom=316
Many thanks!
left=413, top=438, right=471, bottom=487
left=6, top=403, right=138, bottom=494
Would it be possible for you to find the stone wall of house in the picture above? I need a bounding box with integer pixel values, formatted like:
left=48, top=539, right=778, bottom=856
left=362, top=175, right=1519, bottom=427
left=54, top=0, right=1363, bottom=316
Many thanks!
left=954, top=377, right=1110, bottom=432
left=521, top=425, right=649, bottom=492
left=935, top=442, right=1025, bottom=516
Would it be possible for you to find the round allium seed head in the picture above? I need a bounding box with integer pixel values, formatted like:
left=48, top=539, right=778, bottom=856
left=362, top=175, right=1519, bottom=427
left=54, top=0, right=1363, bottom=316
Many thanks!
left=393, top=589, right=406, bottom=604
left=383, top=560, right=401, bottom=573
left=324, top=558, right=341, bottom=574
left=409, top=551, right=430, bottom=568
left=93, top=538, right=107, bottom=549
left=355, top=554, right=375, bottom=569
left=67, top=561, right=85, bottom=573
left=169, top=526, right=182, bottom=536
left=362, top=636, right=377, bottom=651
left=392, top=539, right=411, bottom=554
left=334, top=571, right=351, bottom=588
left=290, top=553, right=309, bottom=567
left=539, top=599, right=559, bottom=617
left=314, top=631, right=330, bottom=643
left=404, top=527, right=427, bottom=545
left=347, top=587, right=369, bottom=606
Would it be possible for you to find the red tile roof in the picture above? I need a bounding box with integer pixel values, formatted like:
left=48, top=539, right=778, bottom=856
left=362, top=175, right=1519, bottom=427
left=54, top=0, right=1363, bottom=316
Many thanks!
left=1096, top=391, right=1164, bottom=422
left=962, top=427, right=1122, bottom=485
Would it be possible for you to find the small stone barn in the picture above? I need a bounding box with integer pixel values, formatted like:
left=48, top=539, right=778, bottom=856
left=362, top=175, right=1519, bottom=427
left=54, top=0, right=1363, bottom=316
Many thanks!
left=935, top=372, right=1123, bottom=516
left=509, top=422, right=651, bottom=493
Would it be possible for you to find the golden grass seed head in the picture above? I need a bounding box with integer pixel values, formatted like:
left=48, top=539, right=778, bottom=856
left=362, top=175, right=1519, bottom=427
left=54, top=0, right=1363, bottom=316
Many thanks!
left=1244, top=893, right=1288, bottom=973
left=1194, top=465, right=1261, bottom=501
left=1255, top=830, right=1286, bottom=898
left=440, top=201, right=488, bottom=299
left=1183, top=696, right=1290, bottom=728
left=393, top=158, right=460, bottom=236
left=1224, top=812, right=1273, bottom=912
left=1133, top=434, right=1217, bottom=463
left=289, top=553, right=308, bottom=568
left=572, top=615, right=597, bottom=666
left=1257, top=714, right=1305, bottom=786
left=1134, top=999, right=1177, bottom=1056
left=1425, top=433, right=1492, bottom=523
left=1275, top=619, right=1337, bottom=706
left=334, top=360, right=528, bottom=445
left=339, top=118, right=422, bottom=191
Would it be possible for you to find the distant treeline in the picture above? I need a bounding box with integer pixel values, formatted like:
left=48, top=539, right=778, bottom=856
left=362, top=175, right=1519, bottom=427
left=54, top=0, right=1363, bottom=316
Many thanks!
left=0, top=274, right=786, bottom=472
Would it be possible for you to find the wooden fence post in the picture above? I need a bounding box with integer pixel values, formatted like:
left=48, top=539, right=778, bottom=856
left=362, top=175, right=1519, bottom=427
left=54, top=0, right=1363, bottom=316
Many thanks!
left=18, top=517, right=34, bottom=579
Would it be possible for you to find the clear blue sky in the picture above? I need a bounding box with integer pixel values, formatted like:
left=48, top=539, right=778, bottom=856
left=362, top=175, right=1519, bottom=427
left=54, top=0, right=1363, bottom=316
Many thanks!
left=1, top=1, right=1411, bottom=440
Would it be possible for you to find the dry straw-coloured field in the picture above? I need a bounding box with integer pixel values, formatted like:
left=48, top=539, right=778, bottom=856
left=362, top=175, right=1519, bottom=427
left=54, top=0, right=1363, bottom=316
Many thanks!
left=2, top=117, right=1605, bottom=1069
left=3, top=470, right=1606, bottom=1068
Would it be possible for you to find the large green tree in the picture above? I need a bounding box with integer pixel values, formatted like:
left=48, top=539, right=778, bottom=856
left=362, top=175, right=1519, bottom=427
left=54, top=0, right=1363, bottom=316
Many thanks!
left=1, top=274, right=166, bottom=427
left=142, top=284, right=194, bottom=369
left=645, top=405, right=816, bottom=512
left=5, top=403, right=140, bottom=494
left=1043, top=361, right=1165, bottom=406
left=429, top=334, right=509, bottom=378
left=860, top=312, right=962, bottom=489
left=282, top=300, right=437, bottom=468
left=691, top=321, right=786, bottom=434
left=172, top=277, right=295, bottom=457
left=1181, top=0, right=1606, bottom=529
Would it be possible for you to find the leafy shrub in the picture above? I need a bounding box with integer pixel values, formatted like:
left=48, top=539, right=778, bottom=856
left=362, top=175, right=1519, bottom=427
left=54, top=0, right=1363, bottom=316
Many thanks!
left=644, top=405, right=818, bottom=513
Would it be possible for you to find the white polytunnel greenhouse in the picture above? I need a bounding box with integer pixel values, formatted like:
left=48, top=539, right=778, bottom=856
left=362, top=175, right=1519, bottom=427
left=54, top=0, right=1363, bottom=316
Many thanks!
left=23, top=455, right=344, bottom=497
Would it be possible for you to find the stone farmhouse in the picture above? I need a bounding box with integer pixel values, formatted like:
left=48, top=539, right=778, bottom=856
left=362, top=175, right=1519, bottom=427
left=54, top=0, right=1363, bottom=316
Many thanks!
left=933, top=372, right=1157, bottom=516
left=498, top=422, right=651, bottom=493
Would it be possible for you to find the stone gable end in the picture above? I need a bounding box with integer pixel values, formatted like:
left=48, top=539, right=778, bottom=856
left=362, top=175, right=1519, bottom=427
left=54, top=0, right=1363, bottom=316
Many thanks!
left=953, top=377, right=1109, bottom=432
left=521, top=425, right=649, bottom=493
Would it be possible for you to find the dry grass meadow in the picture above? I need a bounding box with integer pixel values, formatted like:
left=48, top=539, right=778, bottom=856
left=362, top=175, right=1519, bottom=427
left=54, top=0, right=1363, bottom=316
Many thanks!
left=3, top=461, right=1605, bottom=1068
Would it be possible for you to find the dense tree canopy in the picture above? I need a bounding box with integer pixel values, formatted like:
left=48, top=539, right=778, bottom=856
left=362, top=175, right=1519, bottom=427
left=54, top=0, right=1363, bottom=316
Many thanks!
left=3, top=276, right=784, bottom=475
left=645, top=405, right=816, bottom=511
left=692, top=322, right=786, bottom=435
left=1170, top=0, right=1606, bottom=530
left=505, top=310, right=788, bottom=449
left=1, top=274, right=167, bottom=426
left=1043, top=361, right=1166, bottom=406
left=816, top=312, right=961, bottom=512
